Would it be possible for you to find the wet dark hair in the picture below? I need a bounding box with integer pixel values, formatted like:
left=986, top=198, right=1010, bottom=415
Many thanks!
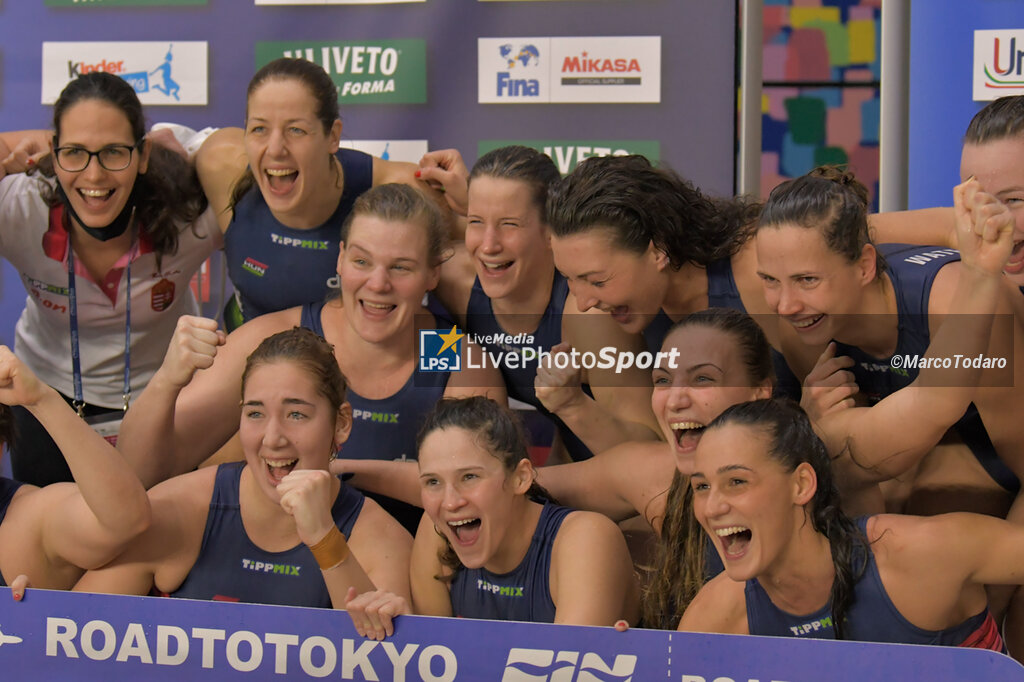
left=642, top=308, right=774, bottom=628
left=241, top=327, right=347, bottom=413
left=230, top=58, right=342, bottom=212
left=705, top=399, right=868, bottom=640
left=546, top=154, right=761, bottom=268
left=38, top=72, right=208, bottom=262
left=964, top=95, right=1024, bottom=144
left=759, top=165, right=887, bottom=278
left=342, top=183, right=450, bottom=267
left=672, top=308, right=774, bottom=386
left=469, top=146, right=561, bottom=222
left=416, top=397, right=554, bottom=580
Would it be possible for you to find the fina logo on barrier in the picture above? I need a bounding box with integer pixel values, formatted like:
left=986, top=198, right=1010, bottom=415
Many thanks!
left=973, top=29, right=1024, bottom=100
left=41, top=42, right=208, bottom=105
left=419, top=326, right=464, bottom=372
left=479, top=37, right=661, bottom=104
left=502, top=648, right=637, bottom=682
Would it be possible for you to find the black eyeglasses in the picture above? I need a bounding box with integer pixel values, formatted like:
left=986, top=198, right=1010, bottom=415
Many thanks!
left=52, top=140, right=143, bottom=173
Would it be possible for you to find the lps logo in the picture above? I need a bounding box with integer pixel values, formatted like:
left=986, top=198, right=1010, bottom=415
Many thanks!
left=974, top=29, right=1024, bottom=100
left=42, top=41, right=208, bottom=105
left=502, top=648, right=636, bottom=682
left=419, top=326, right=463, bottom=372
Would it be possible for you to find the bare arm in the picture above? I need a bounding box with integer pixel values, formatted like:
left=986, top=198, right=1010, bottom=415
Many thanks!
left=73, top=469, right=212, bottom=596
left=535, top=307, right=661, bottom=454
left=194, top=127, right=247, bottom=234
left=278, top=470, right=411, bottom=609
left=677, top=572, right=748, bottom=634
left=344, top=496, right=414, bottom=603
left=409, top=512, right=454, bottom=617
left=869, top=207, right=956, bottom=249
left=0, top=349, right=151, bottom=574
left=550, top=511, right=639, bottom=625
left=374, top=156, right=465, bottom=239
left=536, top=441, right=672, bottom=524
left=119, top=312, right=292, bottom=488
left=0, top=131, right=51, bottom=177
left=331, top=459, right=422, bottom=507
left=821, top=180, right=1013, bottom=484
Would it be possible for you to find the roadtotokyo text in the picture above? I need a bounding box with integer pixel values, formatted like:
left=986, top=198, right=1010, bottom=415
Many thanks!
left=468, top=345, right=680, bottom=374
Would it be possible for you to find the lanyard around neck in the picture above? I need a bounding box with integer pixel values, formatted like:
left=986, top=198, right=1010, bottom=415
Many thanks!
left=67, top=243, right=132, bottom=417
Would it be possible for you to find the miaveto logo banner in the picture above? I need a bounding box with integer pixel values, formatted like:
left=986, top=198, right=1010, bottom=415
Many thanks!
left=255, top=40, right=427, bottom=104
left=478, top=140, right=660, bottom=174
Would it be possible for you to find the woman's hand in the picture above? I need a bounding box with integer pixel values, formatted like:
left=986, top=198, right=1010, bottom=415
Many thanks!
left=277, top=469, right=340, bottom=547
left=535, top=342, right=588, bottom=414
left=157, top=316, right=225, bottom=389
left=9, top=574, right=28, bottom=602
left=416, top=149, right=469, bottom=216
left=800, top=342, right=858, bottom=421
left=0, top=347, right=51, bottom=408
left=1, top=137, right=48, bottom=179
left=954, top=178, right=1015, bottom=276
left=344, top=586, right=410, bottom=640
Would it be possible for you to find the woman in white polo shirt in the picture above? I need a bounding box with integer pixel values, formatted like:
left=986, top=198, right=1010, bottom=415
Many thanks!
left=0, top=72, right=219, bottom=486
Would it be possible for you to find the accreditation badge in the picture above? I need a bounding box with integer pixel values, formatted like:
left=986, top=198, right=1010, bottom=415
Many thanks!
left=84, top=412, right=123, bottom=446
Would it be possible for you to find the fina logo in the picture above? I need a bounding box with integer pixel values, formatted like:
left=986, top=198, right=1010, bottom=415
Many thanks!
left=419, top=326, right=463, bottom=372
left=497, top=44, right=540, bottom=97
left=501, top=648, right=636, bottom=682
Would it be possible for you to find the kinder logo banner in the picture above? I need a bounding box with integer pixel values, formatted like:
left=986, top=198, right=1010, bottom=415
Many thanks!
left=0, top=588, right=1019, bottom=680
left=42, top=42, right=207, bottom=105
left=478, top=140, right=660, bottom=174
left=340, top=140, right=429, bottom=163
left=478, top=37, right=661, bottom=104
left=45, top=0, right=206, bottom=5
left=974, top=30, right=1024, bottom=100
left=256, top=41, right=426, bottom=104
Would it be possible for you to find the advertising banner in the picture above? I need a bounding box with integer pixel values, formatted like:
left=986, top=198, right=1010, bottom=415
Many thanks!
left=41, top=41, right=208, bottom=105
left=478, top=37, right=661, bottom=104
left=255, top=40, right=427, bottom=104
left=0, top=588, right=1019, bottom=681
left=478, top=139, right=660, bottom=174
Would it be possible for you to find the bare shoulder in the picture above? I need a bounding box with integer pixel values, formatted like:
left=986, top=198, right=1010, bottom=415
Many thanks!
left=435, top=245, right=475, bottom=323
left=677, top=571, right=748, bottom=634
left=228, top=308, right=302, bottom=351
left=372, top=157, right=418, bottom=185
left=149, top=465, right=218, bottom=511
left=351, top=495, right=414, bottom=542
left=555, top=509, right=622, bottom=545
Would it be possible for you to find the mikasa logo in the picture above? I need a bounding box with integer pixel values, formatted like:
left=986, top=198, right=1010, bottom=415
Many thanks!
left=501, top=648, right=636, bottom=682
